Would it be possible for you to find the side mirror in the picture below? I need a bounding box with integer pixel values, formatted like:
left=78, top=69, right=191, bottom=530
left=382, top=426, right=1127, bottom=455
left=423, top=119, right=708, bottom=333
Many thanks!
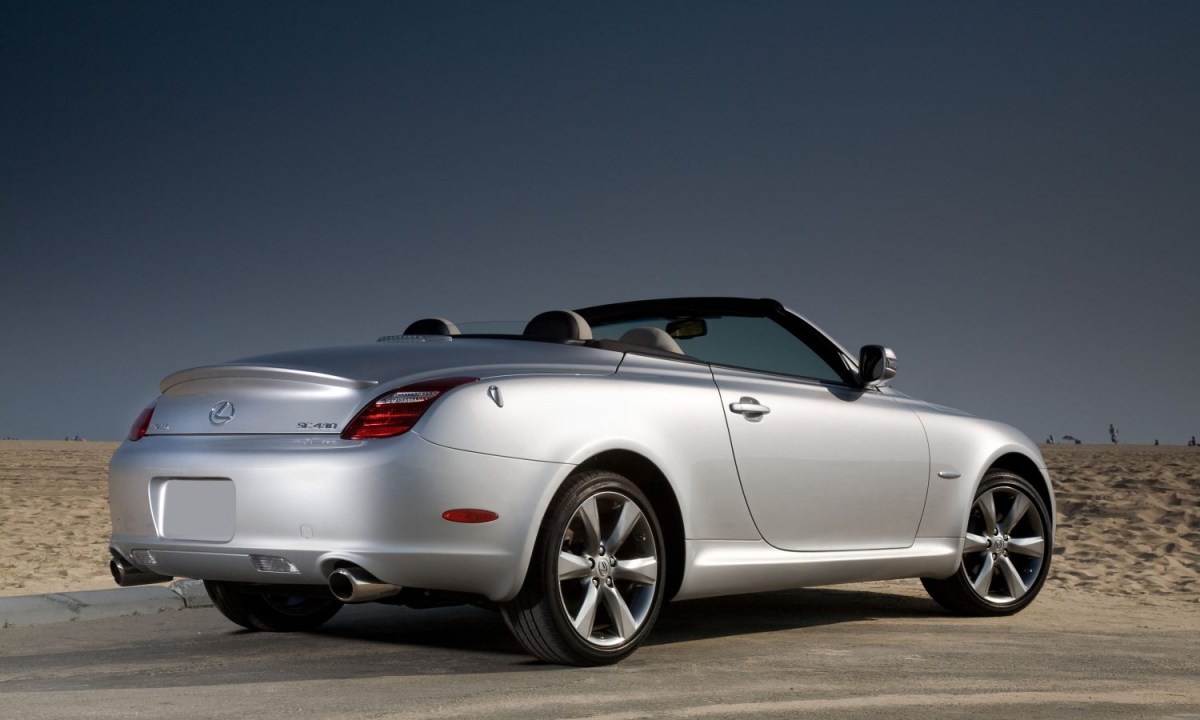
left=859, top=345, right=897, bottom=386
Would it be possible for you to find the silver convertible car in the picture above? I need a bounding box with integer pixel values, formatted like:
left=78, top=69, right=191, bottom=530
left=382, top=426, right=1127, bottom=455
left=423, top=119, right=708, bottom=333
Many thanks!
left=109, top=297, right=1053, bottom=665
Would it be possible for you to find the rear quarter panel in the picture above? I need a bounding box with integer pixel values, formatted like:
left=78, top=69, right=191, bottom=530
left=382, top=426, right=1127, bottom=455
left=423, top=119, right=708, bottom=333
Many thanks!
left=413, top=354, right=760, bottom=542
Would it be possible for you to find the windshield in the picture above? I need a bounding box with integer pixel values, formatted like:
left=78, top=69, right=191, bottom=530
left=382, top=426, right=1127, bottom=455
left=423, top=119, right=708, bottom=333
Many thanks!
left=590, top=314, right=846, bottom=383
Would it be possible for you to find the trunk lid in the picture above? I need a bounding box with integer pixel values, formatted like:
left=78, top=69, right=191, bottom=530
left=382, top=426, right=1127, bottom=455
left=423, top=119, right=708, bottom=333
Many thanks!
left=145, top=338, right=620, bottom=436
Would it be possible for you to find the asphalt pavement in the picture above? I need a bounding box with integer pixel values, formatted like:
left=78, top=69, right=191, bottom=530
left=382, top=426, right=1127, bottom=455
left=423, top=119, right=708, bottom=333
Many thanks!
left=1, top=582, right=1197, bottom=719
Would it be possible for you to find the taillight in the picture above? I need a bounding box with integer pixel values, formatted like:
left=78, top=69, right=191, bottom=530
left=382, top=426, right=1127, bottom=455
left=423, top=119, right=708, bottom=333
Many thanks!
left=341, top=377, right=478, bottom=440
left=129, top=403, right=156, bottom=441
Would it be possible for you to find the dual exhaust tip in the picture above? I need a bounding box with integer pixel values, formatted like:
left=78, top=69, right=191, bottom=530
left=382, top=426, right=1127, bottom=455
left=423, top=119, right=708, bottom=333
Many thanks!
left=111, top=551, right=400, bottom=604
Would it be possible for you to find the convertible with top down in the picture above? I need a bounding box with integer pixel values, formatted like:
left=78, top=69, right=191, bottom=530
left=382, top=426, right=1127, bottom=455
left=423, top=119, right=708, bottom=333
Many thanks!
left=108, top=297, right=1053, bottom=665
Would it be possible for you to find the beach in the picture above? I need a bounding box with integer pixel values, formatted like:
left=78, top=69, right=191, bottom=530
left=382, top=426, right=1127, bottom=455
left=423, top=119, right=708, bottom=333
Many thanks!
left=0, top=441, right=118, bottom=597
left=1, top=440, right=1196, bottom=606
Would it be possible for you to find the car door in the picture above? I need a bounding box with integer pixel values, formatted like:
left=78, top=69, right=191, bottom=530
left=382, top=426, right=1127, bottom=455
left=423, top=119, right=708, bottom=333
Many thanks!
left=712, top=366, right=930, bottom=551
left=583, top=305, right=931, bottom=552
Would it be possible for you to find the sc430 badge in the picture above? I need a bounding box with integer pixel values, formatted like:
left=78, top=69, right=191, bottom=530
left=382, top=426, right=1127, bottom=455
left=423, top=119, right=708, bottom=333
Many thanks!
left=297, top=422, right=338, bottom=430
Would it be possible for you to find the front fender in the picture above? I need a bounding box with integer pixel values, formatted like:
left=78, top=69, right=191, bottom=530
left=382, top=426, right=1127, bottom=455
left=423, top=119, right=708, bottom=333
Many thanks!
left=910, top=405, right=1052, bottom=540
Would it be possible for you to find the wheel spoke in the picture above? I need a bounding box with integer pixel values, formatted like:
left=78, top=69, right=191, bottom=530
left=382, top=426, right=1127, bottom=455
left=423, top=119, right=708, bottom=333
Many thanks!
left=971, top=553, right=996, bottom=596
left=601, top=583, right=638, bottom=640
left=1001, top=493, right=1031, bottom=534
left=577, top=497, right=603, bottom=554
left=558, top=551, right=592, bottom=581
left=612, top=555, right=658, bottom=585
left=963, top=532, right=989, bottom=553
left=604, top=501, right=644, bottom=556
left=997, top=556, right=1029, bottom=600
left=1007, top=536, right=1045, bottom=558
left=977, top=490, right=999, bottom=533
left=570, top=582, right=601, bottom=636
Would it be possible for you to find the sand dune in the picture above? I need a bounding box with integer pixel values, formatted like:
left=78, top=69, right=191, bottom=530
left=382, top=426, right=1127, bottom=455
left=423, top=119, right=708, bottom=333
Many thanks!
left=0, top=441, right=1196, bottom=603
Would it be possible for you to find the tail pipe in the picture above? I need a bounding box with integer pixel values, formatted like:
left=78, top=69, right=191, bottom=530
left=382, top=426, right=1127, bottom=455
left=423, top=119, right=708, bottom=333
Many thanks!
left=110, top=552, right=173, bottom=587
left=328, top=567, right=403, bottom=603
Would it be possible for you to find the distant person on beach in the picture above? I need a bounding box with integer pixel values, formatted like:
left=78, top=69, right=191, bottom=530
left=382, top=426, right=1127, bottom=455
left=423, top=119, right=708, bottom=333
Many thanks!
left=1190, top=436, right=1197, bottom=447
left=1109, top=424, right=1119, bottom=444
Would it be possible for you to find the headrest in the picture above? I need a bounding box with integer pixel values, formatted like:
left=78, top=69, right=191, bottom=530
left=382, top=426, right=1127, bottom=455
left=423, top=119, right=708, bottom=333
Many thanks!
left=523, top=310, right=592, bottom=341
left=403, top=317, right=460, bottom=336
left=619, top=327, right=684, bottom=355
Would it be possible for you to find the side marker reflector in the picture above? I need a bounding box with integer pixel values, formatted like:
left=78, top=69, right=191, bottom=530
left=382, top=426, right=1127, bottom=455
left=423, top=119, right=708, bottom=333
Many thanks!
left=442, top=509, right=499, bottom=524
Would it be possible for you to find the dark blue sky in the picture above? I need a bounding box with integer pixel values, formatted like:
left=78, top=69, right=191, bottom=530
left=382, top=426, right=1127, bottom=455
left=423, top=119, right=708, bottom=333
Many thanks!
left=2, top=2, right=1197, bottom=443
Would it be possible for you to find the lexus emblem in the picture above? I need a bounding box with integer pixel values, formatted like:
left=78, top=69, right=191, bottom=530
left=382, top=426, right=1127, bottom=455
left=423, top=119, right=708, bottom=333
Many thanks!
left=209, top=401, right=236, bottom=425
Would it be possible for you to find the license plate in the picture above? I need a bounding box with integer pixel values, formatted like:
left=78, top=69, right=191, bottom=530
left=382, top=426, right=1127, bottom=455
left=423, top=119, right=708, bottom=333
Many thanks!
left=156, top=479, right=235, bottom=542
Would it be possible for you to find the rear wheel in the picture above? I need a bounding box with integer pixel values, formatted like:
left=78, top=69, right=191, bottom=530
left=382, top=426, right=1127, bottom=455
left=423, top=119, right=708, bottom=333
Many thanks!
left=204, top=580, right=343, bottom=631
left=922, top=470, right=1052, bottom=615
left=501, top=469, right=665, bottom=666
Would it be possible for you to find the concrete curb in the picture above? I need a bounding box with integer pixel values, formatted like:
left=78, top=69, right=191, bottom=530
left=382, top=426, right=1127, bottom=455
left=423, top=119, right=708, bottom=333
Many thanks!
left=0, top=580, right=212, bottom=628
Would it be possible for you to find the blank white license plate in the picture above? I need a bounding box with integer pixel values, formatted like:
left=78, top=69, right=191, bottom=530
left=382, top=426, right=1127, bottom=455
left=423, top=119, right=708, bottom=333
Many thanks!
left=157, top=479, right=235, bottom=542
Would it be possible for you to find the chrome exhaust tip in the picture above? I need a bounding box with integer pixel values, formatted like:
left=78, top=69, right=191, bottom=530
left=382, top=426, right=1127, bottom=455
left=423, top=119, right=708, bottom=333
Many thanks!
left=328, top=567, right=403, bottom=603
left=110, top=554, right=173, bottom=587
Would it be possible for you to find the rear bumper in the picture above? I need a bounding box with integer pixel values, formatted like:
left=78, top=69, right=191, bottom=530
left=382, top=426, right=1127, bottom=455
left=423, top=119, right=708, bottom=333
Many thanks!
left=108, top=433, right=569, bottom=601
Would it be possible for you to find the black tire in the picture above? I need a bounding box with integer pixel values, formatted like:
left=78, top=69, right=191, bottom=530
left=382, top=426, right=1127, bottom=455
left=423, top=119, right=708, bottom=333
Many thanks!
left=922, top=470, right=1053, bottom=616
left=501, top=469, right=666, bottom=666
left=204, top=580, right=344, bottom=631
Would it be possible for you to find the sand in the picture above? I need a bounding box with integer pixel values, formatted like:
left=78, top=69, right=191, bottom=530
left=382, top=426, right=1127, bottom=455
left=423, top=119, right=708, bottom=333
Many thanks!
left=1043, top=444, right=1198, bottom=599
left=0, top=441, right=119, bottom=597
left=0, top=440, right=1197, bottom=604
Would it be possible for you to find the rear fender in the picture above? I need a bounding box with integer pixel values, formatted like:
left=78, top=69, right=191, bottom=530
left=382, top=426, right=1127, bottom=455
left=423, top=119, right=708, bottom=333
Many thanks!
left=414, top=358, right=761, bottom=543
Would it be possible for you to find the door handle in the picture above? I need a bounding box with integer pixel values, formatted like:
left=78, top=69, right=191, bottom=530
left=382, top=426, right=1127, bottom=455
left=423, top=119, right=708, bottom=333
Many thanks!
left=730, top=397, right=771, bottom=417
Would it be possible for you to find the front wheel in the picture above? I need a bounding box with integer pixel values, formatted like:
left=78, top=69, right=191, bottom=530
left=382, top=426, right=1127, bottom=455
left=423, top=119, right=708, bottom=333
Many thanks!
left=922, top=470, right=1052, bottom=615
left=501, top=469, right=666, bottom=666
left=204, top=581, right=343, bottom=631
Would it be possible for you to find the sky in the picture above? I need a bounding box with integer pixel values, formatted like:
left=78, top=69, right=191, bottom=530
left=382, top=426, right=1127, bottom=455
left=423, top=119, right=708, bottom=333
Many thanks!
left=2, top=1, right=1197, bottom=444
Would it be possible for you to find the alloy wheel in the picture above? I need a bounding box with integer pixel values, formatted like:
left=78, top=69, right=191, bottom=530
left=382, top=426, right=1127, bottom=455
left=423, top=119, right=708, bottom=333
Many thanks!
left=961, top=484, right=1047, bottom=604
left=556, top=490, right=659, bottom=648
